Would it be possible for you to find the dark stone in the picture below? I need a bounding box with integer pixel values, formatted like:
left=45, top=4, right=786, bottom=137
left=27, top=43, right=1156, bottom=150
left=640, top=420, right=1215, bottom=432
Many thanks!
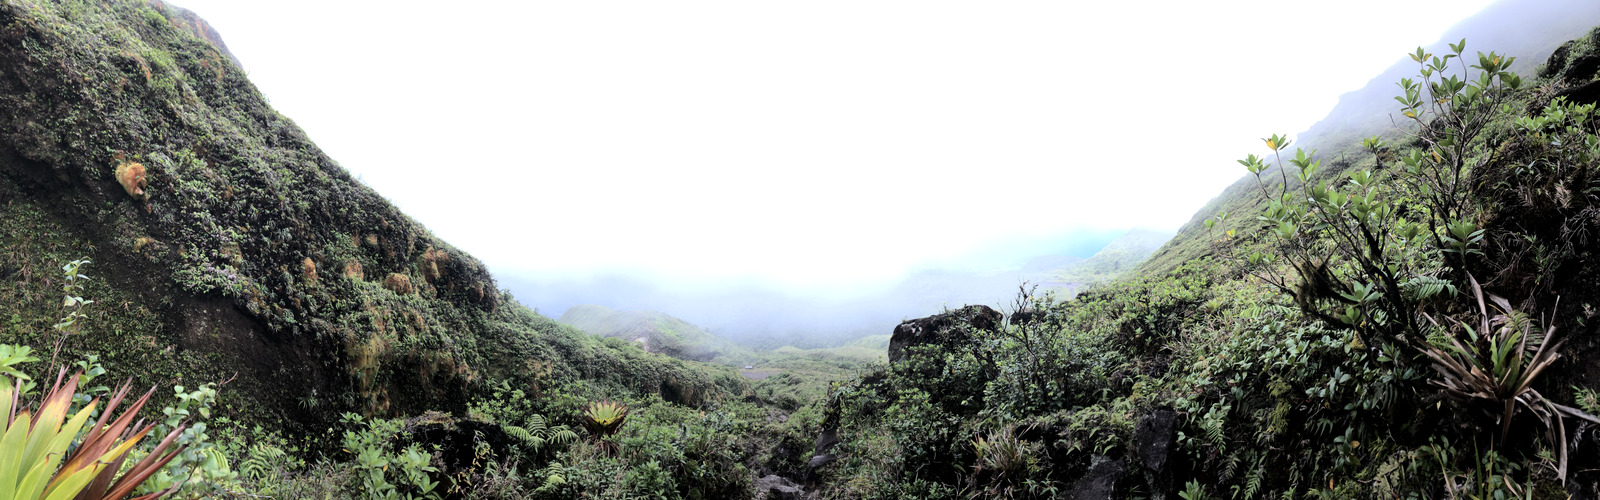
left=1556, top=79, right=1600, bottom=106
left=802, top=453, right=838, bottom=485
left=1070, top=455, right=1125, bottom=500
left=887, top=304, right=1002, bottom=363
left=1135, top=409, right=1178, bottom=499
left=400, top=412, right=515, bottom=479
left=1563, top=54, right=1600, bottom=83
left=806, top=454, right=837, bottom=470
left=1009, top=308, right=1045, bottom=326
left=813, top=427, right=840, bottom=456
left=755, top=475, right=805, bottom=500
left=1543, top=41, right=1575, bottom=79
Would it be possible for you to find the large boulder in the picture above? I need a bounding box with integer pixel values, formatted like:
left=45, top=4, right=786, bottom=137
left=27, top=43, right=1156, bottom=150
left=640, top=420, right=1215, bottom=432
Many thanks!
left=1070, top=455, right=1125, bottom=500
left=1543, top=40, right=1576, bottom=79
left=887, top=304, right=1002, bottom=363
left=755, top=475, right=805, bottom=500
left=1135, top=409, right=1179, bottom=499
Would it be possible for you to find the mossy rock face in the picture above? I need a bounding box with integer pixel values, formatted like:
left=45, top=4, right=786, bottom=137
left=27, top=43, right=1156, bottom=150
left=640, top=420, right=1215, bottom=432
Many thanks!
left=886, top=304, right=1000, bottom=363
left=0, top=0, right=749, bottom=440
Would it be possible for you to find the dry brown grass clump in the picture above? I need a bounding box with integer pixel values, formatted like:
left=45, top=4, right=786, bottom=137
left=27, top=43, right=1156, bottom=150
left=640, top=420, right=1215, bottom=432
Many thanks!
left=342, top=259, right=364, bottom=280
left=384, top=273, right=414, bottom=294
left=114, top=161, right=146, bottom=199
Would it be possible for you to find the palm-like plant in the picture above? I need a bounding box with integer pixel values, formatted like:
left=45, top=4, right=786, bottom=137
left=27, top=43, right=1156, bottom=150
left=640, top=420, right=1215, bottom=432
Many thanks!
left=1, top=369, right=188, bottom=500
left=578, top=401, right=628, bottom=439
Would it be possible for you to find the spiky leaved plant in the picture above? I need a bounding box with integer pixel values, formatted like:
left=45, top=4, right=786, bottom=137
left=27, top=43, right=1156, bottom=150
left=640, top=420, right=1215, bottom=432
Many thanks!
left=968, top=426, right=1038, bottom=496
left=578, top=401, right=628, bottom=456
left=1421, top=274, right=1600, bottom=482
left=1, top=369, right=188, bottom=500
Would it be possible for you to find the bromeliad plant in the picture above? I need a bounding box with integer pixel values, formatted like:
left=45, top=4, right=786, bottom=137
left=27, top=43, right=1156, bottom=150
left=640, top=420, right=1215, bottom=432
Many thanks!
left=1, top=369, right=188, bottom=500
left=967, top=426, right=1040, bottom=498
left=1420, top=274, right=1600, bottom=482
left=578, top=401, right=629, bottom=456
left=1421, top=275, right=1561, bottom=445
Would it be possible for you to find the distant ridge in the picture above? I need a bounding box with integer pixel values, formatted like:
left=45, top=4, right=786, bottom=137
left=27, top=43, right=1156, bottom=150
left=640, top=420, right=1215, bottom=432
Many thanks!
left=1142, top=0, right=1600, bottom=273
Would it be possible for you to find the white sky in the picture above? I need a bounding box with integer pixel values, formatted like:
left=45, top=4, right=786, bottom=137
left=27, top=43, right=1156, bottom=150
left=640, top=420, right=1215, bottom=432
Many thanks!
left=171, top=0, right=1495, bottom=286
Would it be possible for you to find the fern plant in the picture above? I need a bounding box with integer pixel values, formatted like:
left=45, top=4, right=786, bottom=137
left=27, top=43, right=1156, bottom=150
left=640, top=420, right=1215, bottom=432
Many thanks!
left=239, top=443, right=288, bottom=493
left=503, top=414, right=578, bottom=453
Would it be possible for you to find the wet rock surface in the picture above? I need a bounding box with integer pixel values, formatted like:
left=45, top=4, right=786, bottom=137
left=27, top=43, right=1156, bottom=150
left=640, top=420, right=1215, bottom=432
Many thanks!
left=887, top=304, right=1001, bottom=363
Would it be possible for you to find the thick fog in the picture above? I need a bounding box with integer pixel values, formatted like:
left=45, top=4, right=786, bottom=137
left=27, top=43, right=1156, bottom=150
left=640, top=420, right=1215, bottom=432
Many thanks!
left=158, top=0, right=1538, bottom=348
left=500, top=228, right=1126, bottom=348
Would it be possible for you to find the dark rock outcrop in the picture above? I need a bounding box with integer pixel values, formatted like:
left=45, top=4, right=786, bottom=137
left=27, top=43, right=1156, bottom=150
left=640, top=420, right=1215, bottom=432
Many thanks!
left=801, top=415, right=843, bottom=484
left=1070, top=455, right=1125, bottom=500
left=401, top=412, right=515, bottom=479
left=1564, top=53, right=1600, bottom=83
left=755, top=475, right=805, bottom=500
left=1135, top=409, right=1179, bottom=499
left=1557, top=79, right=1600, bottom=105
left=887, top=304, right=1001, bottom=363
left=1545, top=40, right=1576, bottom=79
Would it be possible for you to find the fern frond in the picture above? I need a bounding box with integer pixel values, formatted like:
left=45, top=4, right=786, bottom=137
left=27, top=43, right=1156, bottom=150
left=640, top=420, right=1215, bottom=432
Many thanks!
left=241, top=443, right=287, bottom=483
left=504, top=425, right=548, bottom=450
left=551, top=427, right=579, bottom=446
left=1401, top=276, right=1457, bottom=301
left=1243, top=455, right=1264, bottom=499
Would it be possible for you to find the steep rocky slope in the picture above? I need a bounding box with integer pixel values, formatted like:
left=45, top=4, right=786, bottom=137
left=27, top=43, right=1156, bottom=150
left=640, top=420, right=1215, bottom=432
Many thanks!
left=0, top=0, right=746, bottom=439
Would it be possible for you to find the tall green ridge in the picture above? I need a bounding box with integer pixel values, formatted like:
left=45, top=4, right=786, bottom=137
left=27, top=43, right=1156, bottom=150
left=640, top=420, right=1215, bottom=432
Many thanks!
left=0, top=0, right=746, bottom=436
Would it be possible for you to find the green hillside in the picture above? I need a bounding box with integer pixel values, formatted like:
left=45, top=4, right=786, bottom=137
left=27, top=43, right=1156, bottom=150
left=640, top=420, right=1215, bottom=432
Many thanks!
left=559, top=304, right=888, bottom=411
left=0, top=1, right=762, bottom=497
left=1141, top=0, right=1600, bottom=275
left=1041, top=228, right=1173, bottom=292
left=6, top=0, right=1600, bottom=498
left=558, top=304, right=753, bottom=364
left=796, top=10, right=1600, bottom=500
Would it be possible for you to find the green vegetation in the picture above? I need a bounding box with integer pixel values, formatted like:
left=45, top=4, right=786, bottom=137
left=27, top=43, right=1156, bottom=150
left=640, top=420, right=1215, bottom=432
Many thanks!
left=0, top=370, right=184, bottom=500
left=558, top=305, right=755, bottom=364
left=794, top=32, right=1600, bottom=499
left=6, top=0, right=1600, bottom=498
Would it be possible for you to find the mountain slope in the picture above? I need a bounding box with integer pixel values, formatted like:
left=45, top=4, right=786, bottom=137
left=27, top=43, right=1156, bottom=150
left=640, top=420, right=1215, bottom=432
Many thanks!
left=1141, top=0, right=1600, bottom=274
left=559, top=304, right=752, bottom=363
left=1038, top=228, right=1172, bottom=293
left=803, top=17, right=1600, bottom=498
left=0, top=0, right=746, bottom=437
